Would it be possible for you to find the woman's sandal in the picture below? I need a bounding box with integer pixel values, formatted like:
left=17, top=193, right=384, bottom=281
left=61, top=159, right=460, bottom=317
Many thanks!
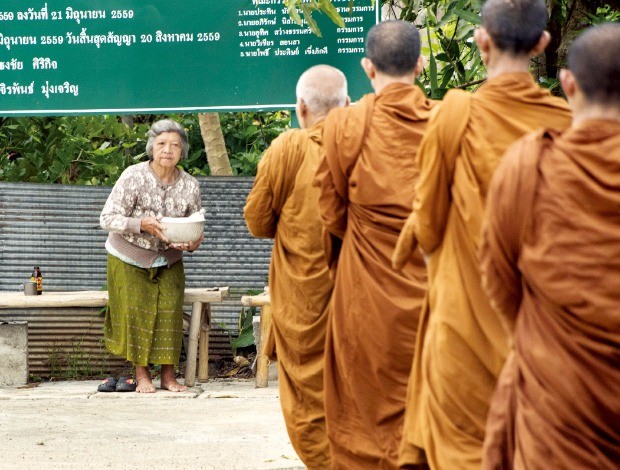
left=97, top=377, right=117, bottom=392
left=115, top=376, right=137, bottom=392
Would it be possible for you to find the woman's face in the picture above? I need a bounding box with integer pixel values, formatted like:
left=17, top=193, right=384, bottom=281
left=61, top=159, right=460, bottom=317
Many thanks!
left=152, top=131, right=183, bottom=169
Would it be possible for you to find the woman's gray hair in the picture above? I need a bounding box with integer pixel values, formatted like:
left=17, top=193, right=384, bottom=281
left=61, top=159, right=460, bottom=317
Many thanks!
left=145, top=119, right=189, bottom=160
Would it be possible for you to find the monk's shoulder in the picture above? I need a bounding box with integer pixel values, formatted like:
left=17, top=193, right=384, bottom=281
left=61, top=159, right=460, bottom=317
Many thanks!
left=421, top=88, right=473, bottom=142
left=545, top=93, right=570, bottom=110
left=500, top=129, right=553, bottom=176
left=272, top=127, right=307, bottom=146
left=442, top=88, right=471, bottom=102
left=325, top=93, right=374, bottom=131
left=430, top=88, right=472, bottom=121
left=548, top=94, right=573, bottom=129
left=266, top=128, right=308, bottom=160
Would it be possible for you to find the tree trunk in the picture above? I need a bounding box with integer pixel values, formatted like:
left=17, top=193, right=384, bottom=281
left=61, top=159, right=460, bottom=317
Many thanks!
left=198, top=113, right=233, bottom=176
left=545, top=0, right=616, bottom=79
left=120, top=115, right=134, bottom=127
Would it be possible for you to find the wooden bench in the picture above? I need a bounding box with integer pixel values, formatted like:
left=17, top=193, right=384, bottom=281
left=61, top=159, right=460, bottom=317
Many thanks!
left=240, top=288, right=272, bottom=388
left=0, top=287, right=229, bottom=387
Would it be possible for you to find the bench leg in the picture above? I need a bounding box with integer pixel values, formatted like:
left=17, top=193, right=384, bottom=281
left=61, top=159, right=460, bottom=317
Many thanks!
left=185, top=301, right=202, bottom=387
left=256, top=304, right=272, bottom=388
left=198, top=303, right=211, bottom=382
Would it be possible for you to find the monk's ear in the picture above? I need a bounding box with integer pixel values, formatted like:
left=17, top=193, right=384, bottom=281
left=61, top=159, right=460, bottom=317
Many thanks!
left=361, top=57, right=376, bottom=80
left=530, top=31, right=551, bottom=57
left=559, top=69, right=577, bottom=101
left=345, top=95, right=351, bottom=107
left=296, top=98, right=308, bottom=128
left=298, top=98, right=307, bottom=112
left=474, top=28, right=491, bottom=63
left=413, top=55, right=426, bottom=77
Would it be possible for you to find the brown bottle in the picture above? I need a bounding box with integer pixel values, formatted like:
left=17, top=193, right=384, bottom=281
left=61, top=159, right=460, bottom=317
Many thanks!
left=31, top=267, right=43, bottom=295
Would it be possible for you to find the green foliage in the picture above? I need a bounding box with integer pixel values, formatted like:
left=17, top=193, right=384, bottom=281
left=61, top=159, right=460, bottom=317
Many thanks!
left=49, top=335, right=111, bottom=380
left=285, top=0, right=345, bottom=37
left=220, top=111, right=290, bottom=176
left=230, top=288, right=265, bottom=352
left=384, top=0, right=486, bottom=99
left=538, top=76, right=562, bottom=94
left=0, top=115, right=148, bottom=185
left=0, top=111, right=289, bottom=184
left=589, top=4, right=620, bottom=23
left=231, top=306, right=256, bottom=350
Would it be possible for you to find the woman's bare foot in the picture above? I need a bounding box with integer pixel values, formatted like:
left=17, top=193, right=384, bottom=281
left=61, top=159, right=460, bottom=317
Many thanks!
left=135, top=366, right=156, bottom=393
left=160, top=364, right=187, bottom=392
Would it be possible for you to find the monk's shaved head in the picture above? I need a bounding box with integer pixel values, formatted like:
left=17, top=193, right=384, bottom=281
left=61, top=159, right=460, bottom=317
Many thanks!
left=568, top=23, right=620, bottom=106
left=296, top=64, right=348, bottom=117
left=366, top=20, right=421, bottom=76
left=482, top=0, right=547, bottom=54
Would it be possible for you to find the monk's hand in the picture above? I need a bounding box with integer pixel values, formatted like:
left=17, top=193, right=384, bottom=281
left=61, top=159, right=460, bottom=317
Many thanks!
left=171, top=234, right=204, bottom=253
left=392, top=216, right=418, bottom=271
left=141, top=216, right=169, bottom=244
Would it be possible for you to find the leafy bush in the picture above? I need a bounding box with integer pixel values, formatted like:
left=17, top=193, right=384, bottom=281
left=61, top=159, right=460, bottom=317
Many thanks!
left=220, top=111, right=290, bottom=176
left=0, top=115, right=149, bottom=185
left=384, top=0, right=486, bottom=99
left=0, top=111, right=290, bottom=184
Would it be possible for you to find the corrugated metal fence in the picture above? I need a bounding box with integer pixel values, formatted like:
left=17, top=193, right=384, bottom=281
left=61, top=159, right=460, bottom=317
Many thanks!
left=0, top=179, right=272, bottom=376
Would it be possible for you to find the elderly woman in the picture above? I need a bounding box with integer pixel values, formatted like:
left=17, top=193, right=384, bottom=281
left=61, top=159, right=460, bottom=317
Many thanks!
left=99, top=119, right=203, bottom=393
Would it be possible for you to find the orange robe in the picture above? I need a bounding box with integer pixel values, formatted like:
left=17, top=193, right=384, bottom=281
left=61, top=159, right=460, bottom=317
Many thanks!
left=244, top=121, right=333, bottom=470
left=480, top=120, right=620, bottom=469
left=395, top=73, right=572, bottom=469
left=314, top=83, right=436, bottom=468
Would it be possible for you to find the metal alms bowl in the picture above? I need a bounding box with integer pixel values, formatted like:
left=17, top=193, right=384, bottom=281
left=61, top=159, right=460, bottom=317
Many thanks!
left=160, top=217, right=205, bottom=243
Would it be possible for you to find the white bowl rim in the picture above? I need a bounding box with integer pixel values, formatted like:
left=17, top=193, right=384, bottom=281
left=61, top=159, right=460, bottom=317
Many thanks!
left=161, top=217, right=204, bottom=224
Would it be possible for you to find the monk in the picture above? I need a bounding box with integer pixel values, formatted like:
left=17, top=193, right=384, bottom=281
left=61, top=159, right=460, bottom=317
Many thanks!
left=313, top=20, right=436, bottom=468
left=391, top=1, right=573, bottom=468
left=244, top=64, right=348, bottom=469
left=480, top=23, right=620, bottom=469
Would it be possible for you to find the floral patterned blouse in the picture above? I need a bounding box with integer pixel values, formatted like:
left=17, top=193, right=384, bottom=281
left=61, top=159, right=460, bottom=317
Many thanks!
left=100, top=161, right=202, bottom=259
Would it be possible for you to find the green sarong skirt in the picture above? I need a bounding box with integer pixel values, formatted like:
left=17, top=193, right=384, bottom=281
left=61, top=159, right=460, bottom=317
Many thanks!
left=104, top=254, right=185, bottom=366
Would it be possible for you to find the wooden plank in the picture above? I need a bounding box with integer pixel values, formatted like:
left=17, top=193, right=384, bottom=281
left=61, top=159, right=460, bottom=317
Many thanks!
left=183, top=286, right=230, bottom=303
left=255, top=304, right=273, bottom=388
left=241, top=291, right=270, bottom=307
left=198, top=304, right=211, bottom=382
left=185, top=301, right=203, bottom=387
left=0, top=291, right=108, bottom=308
left=0, top=286, right=229, bottom=309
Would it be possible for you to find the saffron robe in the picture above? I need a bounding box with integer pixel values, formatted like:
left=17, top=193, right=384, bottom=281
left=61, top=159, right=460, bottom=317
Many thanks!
left=480, top=120, right=620, bottom=469
left=394, top=73, right=572, bottom=469
left=314, top=83, right=436, bottom=469
left=244, top=121, right=333, bottom=470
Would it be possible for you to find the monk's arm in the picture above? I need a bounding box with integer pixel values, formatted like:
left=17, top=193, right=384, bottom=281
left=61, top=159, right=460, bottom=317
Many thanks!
left=314, top=154, right=347, bottom=239
left=313, top=106, right=352, bottom=240
left=244, top=133, right=298, bottom=238
left=480, top=143, right=527, bottom=332
left=392, top=212, right=419, bottom=270
left=411, top=111, right=454, bottom=255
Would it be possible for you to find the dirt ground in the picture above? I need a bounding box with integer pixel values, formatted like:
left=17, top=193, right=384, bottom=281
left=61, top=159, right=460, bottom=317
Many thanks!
left=0, top=378, right=304, bottom=470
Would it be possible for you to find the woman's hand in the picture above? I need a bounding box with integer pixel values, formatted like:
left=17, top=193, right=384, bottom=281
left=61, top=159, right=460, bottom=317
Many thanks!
left=140, top=216, right=169, bottom=243
left=171, top=234, right=204, bottom=253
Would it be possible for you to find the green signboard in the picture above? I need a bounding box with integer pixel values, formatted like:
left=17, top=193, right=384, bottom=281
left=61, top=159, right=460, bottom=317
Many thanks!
left=0, top=0, right=378, bottom=116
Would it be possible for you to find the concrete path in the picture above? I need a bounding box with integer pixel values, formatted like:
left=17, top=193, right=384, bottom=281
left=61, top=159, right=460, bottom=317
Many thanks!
left=0, top=379, right=304, bottom=470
